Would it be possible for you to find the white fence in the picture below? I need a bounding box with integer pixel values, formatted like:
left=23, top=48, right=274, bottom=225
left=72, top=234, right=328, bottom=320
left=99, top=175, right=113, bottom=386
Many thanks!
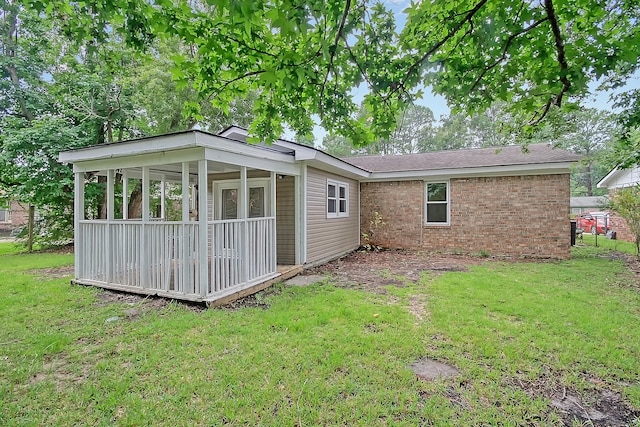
left=77, top=217, right=277, bottom=301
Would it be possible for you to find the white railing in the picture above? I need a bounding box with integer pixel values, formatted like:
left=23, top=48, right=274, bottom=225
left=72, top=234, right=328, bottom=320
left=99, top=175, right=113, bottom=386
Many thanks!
left=78, top=221, right=200, bottom=297
left=208, top=217, right=277, bottom=296
left=77, top=217, right=277, bottom=301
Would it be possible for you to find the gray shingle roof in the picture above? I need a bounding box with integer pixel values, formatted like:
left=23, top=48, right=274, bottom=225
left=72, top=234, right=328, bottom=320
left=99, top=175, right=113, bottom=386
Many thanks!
left=341, top=144, right=581, bottom=173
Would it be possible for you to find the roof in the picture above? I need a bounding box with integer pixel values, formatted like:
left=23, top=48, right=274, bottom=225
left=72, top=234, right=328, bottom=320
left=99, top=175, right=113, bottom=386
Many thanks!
left=570, top=196, right=606, bottom=208
left=597, top=166, right=640, bottom=189
left=341, top=144, right=581, bottom=173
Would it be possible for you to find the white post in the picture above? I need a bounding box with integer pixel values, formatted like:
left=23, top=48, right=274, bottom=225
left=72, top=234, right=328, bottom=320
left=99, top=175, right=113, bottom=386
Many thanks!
left=240, top=166, right=248, bottom=283
left=271, top=171, right=277, bottom=271
left=142, top=166, right=150, bottom=221
left=74, top=171, right=84, bottom=279
left=122, top=169, right=128, bottom=220
left=181, top=163, right=190, bottom=222
left=106, top=169, right=114, bottom=283
left=198, top=159, right=208, bottom=297
left=141, top=166, right=150, bottom=288
left=181, top=162, right=190, bottom=293
left=160, top=174, right=166, bottom=220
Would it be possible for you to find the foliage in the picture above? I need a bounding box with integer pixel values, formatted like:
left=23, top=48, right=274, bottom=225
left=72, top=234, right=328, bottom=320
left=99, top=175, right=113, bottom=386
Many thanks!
left=608, top=184, right=640, bottom=255
left=27, top=0, right=640, bottom=152
left=361, top=210, right=385, bottom=251
left=2, top=244, right=640, bottom=423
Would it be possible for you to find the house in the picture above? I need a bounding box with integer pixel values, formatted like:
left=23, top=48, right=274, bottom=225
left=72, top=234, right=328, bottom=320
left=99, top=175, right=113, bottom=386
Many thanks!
left=597, top=166, right=640, bottom=242
left=0, top=200, right=28, bottom=237
left=59, top=128, right=580, bottom=304
left=570, top=196, right=606, bottom=215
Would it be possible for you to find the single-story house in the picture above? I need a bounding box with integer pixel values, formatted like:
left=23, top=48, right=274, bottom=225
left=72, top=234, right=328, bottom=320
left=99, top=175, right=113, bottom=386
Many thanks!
left=59, top=127, right=580, bottom=304
left=597, top=166, right=640, bottom=242
left=570, top=196, right=606, bottom=215
left=0, top=200, right=28, bottom=237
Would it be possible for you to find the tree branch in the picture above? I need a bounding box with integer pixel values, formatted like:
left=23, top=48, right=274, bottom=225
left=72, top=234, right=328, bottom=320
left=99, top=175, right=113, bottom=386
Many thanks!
left=320, top=0, right=352, bottom=115
left=544, top=0, right=571, bottom=106
left=468, top=17, right=549, bottom=93
left=396, top=0, right=488, bottom=96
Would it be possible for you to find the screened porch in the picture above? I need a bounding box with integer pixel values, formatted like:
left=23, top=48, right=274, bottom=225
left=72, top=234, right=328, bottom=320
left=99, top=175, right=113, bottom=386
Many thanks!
left=64, top=133, right=303, bottom=304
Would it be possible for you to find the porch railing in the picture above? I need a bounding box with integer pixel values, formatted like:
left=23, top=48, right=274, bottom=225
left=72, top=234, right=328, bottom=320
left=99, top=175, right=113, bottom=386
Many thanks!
left=77, top=217, right=276, bottom=301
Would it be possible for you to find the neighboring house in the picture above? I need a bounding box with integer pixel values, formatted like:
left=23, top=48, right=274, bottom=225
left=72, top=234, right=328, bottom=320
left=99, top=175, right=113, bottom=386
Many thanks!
left=0, top=200, right=28, bottom=237
left=597, top=166, right=640, bottom=242
left=570, top=196, right=606, bottom=215
left=59, top=127, right=579, bottom=304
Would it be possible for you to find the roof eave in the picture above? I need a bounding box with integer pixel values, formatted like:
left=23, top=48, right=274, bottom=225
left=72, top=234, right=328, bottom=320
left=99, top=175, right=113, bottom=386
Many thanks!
left=362, top=162, right=575, bottom=182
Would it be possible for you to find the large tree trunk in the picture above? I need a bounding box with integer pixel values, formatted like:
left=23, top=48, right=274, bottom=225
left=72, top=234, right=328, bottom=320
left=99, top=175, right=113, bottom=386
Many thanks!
left=585, top=162, right=594, bottom=197
left=128, top=181, right=143, bottom=219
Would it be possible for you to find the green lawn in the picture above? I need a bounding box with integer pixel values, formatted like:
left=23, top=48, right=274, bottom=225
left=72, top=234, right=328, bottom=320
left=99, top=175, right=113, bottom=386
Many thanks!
left=580, top=233, right=638, bottom=255
left=1, top=242, right=639, bottom=426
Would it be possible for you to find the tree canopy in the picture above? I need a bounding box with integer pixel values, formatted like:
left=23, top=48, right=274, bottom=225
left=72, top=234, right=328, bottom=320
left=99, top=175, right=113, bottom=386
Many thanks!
left=27, top=0, right=640, bottom=148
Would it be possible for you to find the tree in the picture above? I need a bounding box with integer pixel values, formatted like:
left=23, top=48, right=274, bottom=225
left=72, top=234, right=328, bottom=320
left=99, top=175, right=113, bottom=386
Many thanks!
left=608, top=184, right=640, bottom=256
left=29, top=0, right=640, bottom=153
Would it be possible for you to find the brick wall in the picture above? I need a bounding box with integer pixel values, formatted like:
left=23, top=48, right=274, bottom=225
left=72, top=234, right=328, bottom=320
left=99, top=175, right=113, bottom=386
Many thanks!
left=0, top=201, right=28, bottom=236
left=606, top=190, right=635, bottom=243
left=360, top=174, right=571, bottom=259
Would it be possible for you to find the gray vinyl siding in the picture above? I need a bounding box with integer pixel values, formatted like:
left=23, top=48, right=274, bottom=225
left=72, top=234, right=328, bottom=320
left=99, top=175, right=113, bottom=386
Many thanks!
left=276, top=176, right=296, bottom=265
left=306, top=167, right=359, bottom=264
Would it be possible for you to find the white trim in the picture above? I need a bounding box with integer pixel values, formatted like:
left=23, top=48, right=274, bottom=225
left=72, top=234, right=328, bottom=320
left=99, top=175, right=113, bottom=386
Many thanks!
left=213, top=178, right=272, bottom=220
left=300, top=164, right=308, bottom=264
left=424, top=180, right=450, bottom=226
left=363, top=163, right=574, bottom=182
left=326, top=179, right=349, bottom=219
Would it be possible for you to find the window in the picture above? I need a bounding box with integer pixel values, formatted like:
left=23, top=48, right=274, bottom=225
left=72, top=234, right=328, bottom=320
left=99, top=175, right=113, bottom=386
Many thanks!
left=327, top=180, right=348, bottom=218
left=215, top=178, right=270, bottom=220
left=0, top=208, right=10, bottom=223
left=425, top=182, right=449, bottom=225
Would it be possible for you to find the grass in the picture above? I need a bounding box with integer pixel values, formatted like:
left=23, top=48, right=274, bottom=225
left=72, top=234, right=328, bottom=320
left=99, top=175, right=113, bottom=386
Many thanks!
left=580, top=233, right=638, bottom=255
left=1, top=241, right=639, bottom=425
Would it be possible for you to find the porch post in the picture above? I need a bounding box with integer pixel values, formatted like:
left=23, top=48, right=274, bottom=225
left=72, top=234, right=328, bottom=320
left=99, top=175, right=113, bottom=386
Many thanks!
left=106, top=169, right=115, bottom=283
left=122, top=169, right=128, bottom=220
left=270, top=171, right=277, bottom=272
left=181, top=162, right=190, bottom=221
left=141, top=166, right=150, bottom=288
left=240, top=166, right=248, bottom=283
left=160, top=174, right=166, bottom=220
left=74, top=171, right=84, bottom=279
left=198, top=159, right=208, bottom=297
left=181, top=162, right=190, bottom=293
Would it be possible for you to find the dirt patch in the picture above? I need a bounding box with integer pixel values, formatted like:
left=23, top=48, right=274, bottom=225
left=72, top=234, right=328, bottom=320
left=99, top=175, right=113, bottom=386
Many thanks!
left=30, top=353, right=91, bottom=388
left=509, top=375, right=640, bottom=426
left=304, top=249, right=482, bottom=294
left=215, top=285, right=284, bottom=311
left=93, top=289, right=205, bottom=313
left=410, top=358, right=459, bottom=381
left=28, top=266, right=75, bottom=280
left=602, top=251, right=640, bottom=278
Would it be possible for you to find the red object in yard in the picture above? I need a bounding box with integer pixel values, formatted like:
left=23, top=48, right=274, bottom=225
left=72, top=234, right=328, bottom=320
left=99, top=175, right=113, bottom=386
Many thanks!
left=576, top=212, right=611, bottom=235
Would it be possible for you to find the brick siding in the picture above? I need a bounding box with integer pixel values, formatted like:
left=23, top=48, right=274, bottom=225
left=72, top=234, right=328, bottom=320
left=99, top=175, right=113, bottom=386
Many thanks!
left=360, top=174, right=571, bottom=259
left=0, top=201, right=28, bottom=236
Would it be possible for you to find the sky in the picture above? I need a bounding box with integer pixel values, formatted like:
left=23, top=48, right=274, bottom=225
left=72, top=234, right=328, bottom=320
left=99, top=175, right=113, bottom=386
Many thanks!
left=285, top=0, right=640, bottom=145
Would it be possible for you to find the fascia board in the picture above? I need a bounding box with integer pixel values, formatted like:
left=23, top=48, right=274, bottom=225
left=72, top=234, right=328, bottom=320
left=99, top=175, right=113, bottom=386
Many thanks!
left=72, top=147, right=206, bottom=173
left=361, top=162, right=574, bottom=182
left=596, top=167, right=621, bottom=188
left=204, top=148, right=300, bottom=176
left=305, top=153, right=370, bottom=179
left=60, top=133, right=199, bottom=163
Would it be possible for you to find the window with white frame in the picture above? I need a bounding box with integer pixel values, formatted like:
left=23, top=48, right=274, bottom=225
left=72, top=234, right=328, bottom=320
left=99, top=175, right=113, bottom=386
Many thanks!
left=327, top=179, right=349, bottom=218
left=425, top=181, right=449, bottom=225
left=0, top=208, right=10, bottom=223
left=215, top=178, right=270, bottom=220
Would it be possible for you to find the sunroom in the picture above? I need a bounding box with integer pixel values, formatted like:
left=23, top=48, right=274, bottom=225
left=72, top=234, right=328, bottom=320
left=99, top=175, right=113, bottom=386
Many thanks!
left=59, top=131, right=303, bottom=305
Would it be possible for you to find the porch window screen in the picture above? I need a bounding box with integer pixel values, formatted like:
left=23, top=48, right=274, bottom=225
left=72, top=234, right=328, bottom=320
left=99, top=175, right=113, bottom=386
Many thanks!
left=327, top=180, right=348, bottom=218
left=425, top=182, right=449, bottom=225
